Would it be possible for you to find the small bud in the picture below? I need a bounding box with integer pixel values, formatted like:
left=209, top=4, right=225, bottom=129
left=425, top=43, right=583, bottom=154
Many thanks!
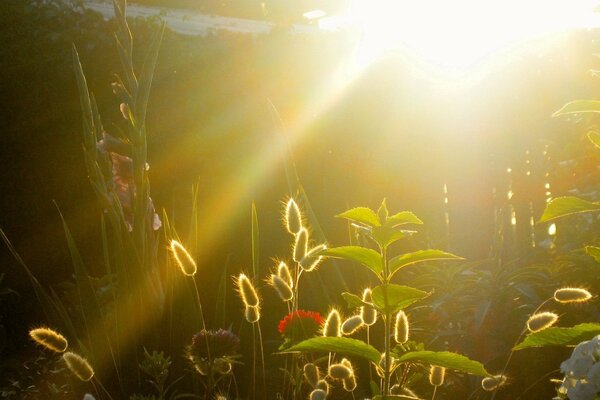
left=29, top=327, right=68, bottom=353
left=63, top=352, right=94, bottom=381
left=526, top=312, right=558, bottom=333
left=341, top=315, right=364, bottom=335
left=270, top=274, right=293, bottom=302
left=554, top=288, right=592, bottom=304
left=237, top=273, right=260, bottom=307
left=277, top=261, right=293, bottom=288
left=304, top=363, right=320, bottom=388
left=360, top=288, right=377, bottom=326
left=293, top=228, right=309, bottom=262
left=300, top=244, right=326, bottom=272
left=394, top=311, right=409, bottom=344
left=244, top=305, right=260, bottom=323
left=170, top=240, right=197, bottom=276
left=323, top=309, right=341, bottom=337
left=429, top=365, right=445, bottom=387
left=481, top=374, right=507, bottom=391
left=285, top=199, right=303, bottom=235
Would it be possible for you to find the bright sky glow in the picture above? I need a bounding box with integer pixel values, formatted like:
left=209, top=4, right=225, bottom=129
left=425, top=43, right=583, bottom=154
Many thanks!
left=341, top=0, right=600, bottom=72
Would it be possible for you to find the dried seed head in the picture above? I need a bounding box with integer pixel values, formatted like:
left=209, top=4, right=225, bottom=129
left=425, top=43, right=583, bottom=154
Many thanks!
left=309, top=389, right=327, bottom=400
left=244, top=305, right=260, bottom=323
left=526, top=312, right=558, bottom=333
left=212, top=358, right=232, bottom=374
left=63, top=351, right=94, bottom=381
left=277, top=261, right=293, bottom=288
left=170, top=240, right=197, bottom=276
left=270, top=274, right=293, bottom=302
left=429, top=365, right=446, bottom=387
left=360, top=288, right=377, bottom=326
left=237, top=273, right=259, bottom=307
left=29, top=327, right=68, bottom=353
left=341, top=315, right=364, bottom=335
left=554, top=288, right=592, bottom=304
left=293, top=228, right=309, bottom=262
left=343, top=375, right=357, bottom=392
left=481, top=374, right=507, bottom=391
left=285, top=198, right=303, bottom=235
left=304, top=363, right=320, bottom=387
left=322, top=309, right=341, bottom=337
left=394, top=311, right=409, bottom=344
left=300, top=244, right=327, bottom=272
left=328, top=362, right=353, bottom=380
left=315, top=379, right=329, bottom=393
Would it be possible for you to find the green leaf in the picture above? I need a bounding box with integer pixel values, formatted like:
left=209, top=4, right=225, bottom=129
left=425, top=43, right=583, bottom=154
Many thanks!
left=377, top=199, right=389, bottom=223
left=553, top=100, right=600, bottom=117
left=386, top=211, right=423, bottom=227
left=322, top=246, right=383, bottom=276
left=371, top=226, right=415, bottom=249
left=371, top=284, right=428, bottom=314
left=284, top=337, right=381, bottom=363
left=394, top=351, right=490, bottom=377
left=588, top=131, right=600, bottom=150
left=586, top=246, right=600, bottom=263
left=389, top=250, right=464, bottom=278
left=514, top=323, right=600, bottom=350
left=539, top=196, right=600, bottom=222
left=342, top=292, right=368, bottom=309
left=336, top=207, right=381, bottom=227
left=135, top=24, right=165, bottom=128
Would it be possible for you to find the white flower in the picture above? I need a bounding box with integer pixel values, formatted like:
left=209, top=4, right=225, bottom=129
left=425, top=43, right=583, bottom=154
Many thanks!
left=587, top=362, right=600, bottom=390
left=565, top=356, right=595, bottom=379
left=567, top=380, right=597, bottom=400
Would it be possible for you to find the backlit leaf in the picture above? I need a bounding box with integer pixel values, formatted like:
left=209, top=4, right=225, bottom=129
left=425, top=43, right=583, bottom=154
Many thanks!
left=553, top=100, right=600, bottom=116
left=389, top=250, right=464, bottom=278
left=284, top=337, right=381, bottom=363
left=514, top=323, right=600, bottom=350
left=586, top=246, right=600, bottom=263
left=394, top=351, right=490, bottom=377
left=336, top=207, right=380, bottom=227
left=539, top=196, right=600, bottom=222
left=386, top=211, right=423, bottom=227
left=322, top=246, right=383, bottom=276
left=371, top=284, right=428, bottom=314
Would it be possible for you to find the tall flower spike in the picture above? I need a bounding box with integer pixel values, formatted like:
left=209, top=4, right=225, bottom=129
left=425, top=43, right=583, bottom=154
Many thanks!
left=526, top=312, right=558, bottom=333
left=360, top=288, right=377, bottom=326
left=323, top=309, right=341, bottom=337
left=429, top=365, right=446, bottom=387
left=63, top=352, right=94, bottom=381
left=394, top=311, right=409, bottom=344
left=237, top=273, right=259, bottom=307
left=170, top=240, right=197, bottom=276
left=554, top=287, right=592, bottom=304
left=293, top=228, right=309, bottom=263
left=285, top=198, right=303, bottom=235
left=29, top=327, right=68, bottom=353
left=277, top=261, right=294, bottom=288
left=300, top=244, right=327, bottom=272
left=270, top=274, right=293, bottom=302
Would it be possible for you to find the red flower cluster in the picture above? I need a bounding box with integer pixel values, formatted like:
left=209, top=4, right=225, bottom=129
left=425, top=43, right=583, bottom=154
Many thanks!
left=278, top=310, right=323, bottom=340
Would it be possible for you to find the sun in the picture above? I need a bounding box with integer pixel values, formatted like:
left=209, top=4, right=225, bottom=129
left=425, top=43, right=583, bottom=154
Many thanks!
left=345, top=0, right=600, bottom=72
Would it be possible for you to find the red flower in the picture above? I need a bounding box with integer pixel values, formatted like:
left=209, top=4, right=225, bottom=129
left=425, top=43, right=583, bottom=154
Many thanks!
left=278, top=310, right=323, bottom=341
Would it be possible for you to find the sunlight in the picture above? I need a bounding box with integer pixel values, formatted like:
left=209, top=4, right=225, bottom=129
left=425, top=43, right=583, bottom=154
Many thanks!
left=347, top=0, right=600, bottom=72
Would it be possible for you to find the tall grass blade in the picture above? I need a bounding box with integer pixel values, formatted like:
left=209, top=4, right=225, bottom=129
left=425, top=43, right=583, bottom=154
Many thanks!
left=251, top=202, right=259, bottom=278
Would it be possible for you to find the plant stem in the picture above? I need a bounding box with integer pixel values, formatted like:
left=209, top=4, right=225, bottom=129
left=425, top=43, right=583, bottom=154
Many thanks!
left=431, top=385, right=438, bottom=400
left=257, top=322, right=267, bottom=400
left=381, top=245, right=392, bottom=396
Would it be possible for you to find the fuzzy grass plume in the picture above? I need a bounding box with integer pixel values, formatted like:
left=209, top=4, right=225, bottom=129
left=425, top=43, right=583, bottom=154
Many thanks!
left=323, top=309, right=342, bottom=337
left=29, top=327, right=68, bottom=353
left=170, top=239, right=197, bottom=276
left=277, top=261, right=293, bottom=288
left=341, top=315, right=364, bottom=335
left=269, top=274, right=293, bottom=302
left=300, top=244, right=326, bottom=272
left=63, top=351, right=94, bottom=381
left=526, top=311, right=558, bottom=333
left=244, top=305, right=261, bottom=323
left=284, top=198, right=303, bottom=235
left=236, top=273, right=259, bottom=307
left=429, top=365, right=445, bottom=387
left=481, top=374, right=507, bottom=391
left=394, top=310, right=409, bottom=344
left=360, top=288, right=377, bottom=326
left=293, top=228, right=309, bottom=262
left=554, top=287, right=592, bottom=304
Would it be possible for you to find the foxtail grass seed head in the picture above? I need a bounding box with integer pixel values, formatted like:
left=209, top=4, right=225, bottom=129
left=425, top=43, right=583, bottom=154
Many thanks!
left=323, top=309, right=341, bottom=337
left=270, top=274, right=293, bottom=302
left=341, top=315, right=364, bottom=335
left=309, top=389, right=327, bottom=400
left=293, top=228, right=309, bottom=262
left=244, top=305, right=260, bottom=323
left=83, top=394, right=96, bottom=400
left=481, top=374, right=507, bottom=391
left=63, top=352, right=94, bottom=381
left=360, top=288, right=377, bottom=326
left=170, top=240, right=197, bottom=276
left=300, top=244, right=327, bottom=272
left=237, top=273, right=259, bottom=307
left=429, top=365, right=446, bottom=387
left=394, top=311, right=409, bottom=344
left=343, top=375, right=357, bottom=392
left=554, top=287, right=592, bottom=304
left=315, top=379, right=329, bottom=393
left=277, top=261, right=293, bottom=288
left=285, top=198, right=303, bottom=235
left=304, top=363, right=320, bottom=388
left=119, top=103, right=131, bottom=120
left=29, top=327, right=68, bottom=353
left=527, top=311, right=559, bottom=333
left=328, top=362, right=353, bottom=380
